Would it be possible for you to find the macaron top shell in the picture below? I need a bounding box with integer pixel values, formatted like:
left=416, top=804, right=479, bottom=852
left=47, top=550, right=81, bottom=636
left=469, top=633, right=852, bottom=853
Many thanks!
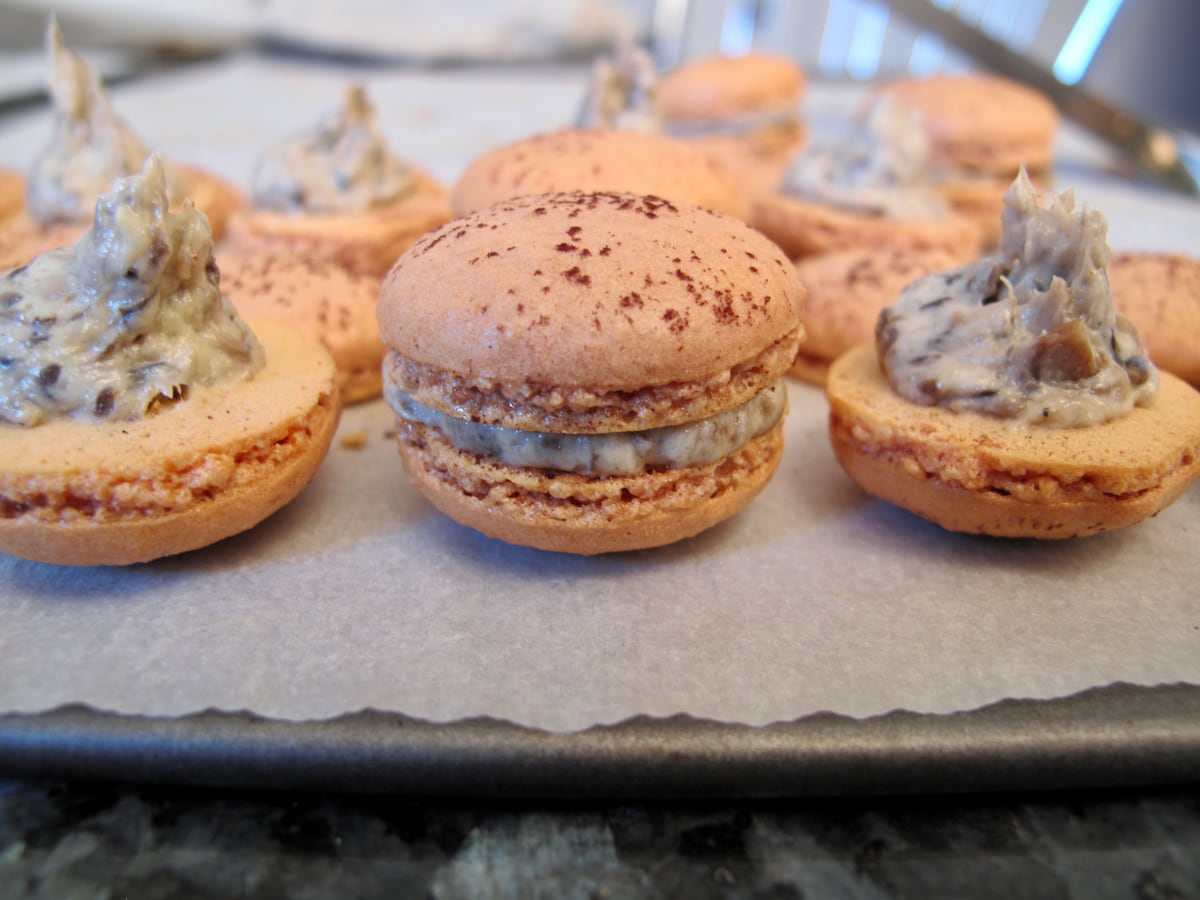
left=795, top=245, right=967, bottom=363
left=450, top=128, right=752, bottom=221
left=657, top=52, right=805, bottom=121
left=382, top=191, right=801, bottom=385
left=1107, top=251, right=1200, bottom=387
left=220, top=248, right=386, bottom=404
left=379, top=191, right=804, bottom=432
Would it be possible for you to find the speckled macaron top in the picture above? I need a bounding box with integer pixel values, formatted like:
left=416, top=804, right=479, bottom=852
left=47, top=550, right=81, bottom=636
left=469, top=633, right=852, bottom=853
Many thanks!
left=379, top=190, right=804, bottom=433
left=219, top=249, right=386, bottom=404
left=450, top=129, right=753, bottom=222
left=1107, top=251, right=1200, bottom=387
left=791, top=246, right=966, bottom=380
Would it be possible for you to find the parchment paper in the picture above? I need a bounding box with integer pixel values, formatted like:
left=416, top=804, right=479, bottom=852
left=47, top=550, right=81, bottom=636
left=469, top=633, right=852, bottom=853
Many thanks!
left=1, top=55, right=1197, bottom=734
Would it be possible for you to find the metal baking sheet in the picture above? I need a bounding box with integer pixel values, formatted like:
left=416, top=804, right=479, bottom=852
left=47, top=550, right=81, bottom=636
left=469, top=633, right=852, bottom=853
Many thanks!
left=2, top=682, right=1198, bottom=796
left=1, top=55, right=1199, bottom=795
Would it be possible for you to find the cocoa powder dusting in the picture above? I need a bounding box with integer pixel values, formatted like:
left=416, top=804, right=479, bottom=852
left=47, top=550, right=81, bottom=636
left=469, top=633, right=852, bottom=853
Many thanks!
left=712, top=293, right=738, bottom=326
left=662, top=308, right=688, bottom=334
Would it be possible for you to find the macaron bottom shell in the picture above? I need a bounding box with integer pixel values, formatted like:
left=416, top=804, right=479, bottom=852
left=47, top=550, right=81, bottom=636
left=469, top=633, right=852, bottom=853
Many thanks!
left=395, top=418, right=785, bottom=555
left=224, top=169, right=452, bottom=280
left=826, top=343, right=1200, bottom=539
left=0, top=403, right=337, bottom=566
left=0, top=321, right=341, bottom=566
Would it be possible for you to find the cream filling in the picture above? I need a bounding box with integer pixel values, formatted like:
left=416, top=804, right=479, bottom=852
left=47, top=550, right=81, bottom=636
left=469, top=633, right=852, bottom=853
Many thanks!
left=782, top=98, right=946, bottom=221
left=1, top=157, right=265, bottom=427
left=385, top=377, right=787, bottom=476
left=250, top=84, right=415, bottom=215
left=664, top=106, right=798, bottom=138
left=576, top=44, right=662, bottom=133
left=26, top=19, right=150, bottom=226
left=877, top=169, right=1157, bottom=427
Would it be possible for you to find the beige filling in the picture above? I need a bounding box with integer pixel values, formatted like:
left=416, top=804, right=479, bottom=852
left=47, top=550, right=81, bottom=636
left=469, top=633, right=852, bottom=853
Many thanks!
left=383, top=332, right=800, bottom=433
left=386, top=377, right=786, bottom=476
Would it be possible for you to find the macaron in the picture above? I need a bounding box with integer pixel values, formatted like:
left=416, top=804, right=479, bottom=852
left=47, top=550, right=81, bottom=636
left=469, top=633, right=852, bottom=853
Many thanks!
left=450, top=128, right=753, bottom=222
left=750, top=98, right=983, bottom=260
left=827, top=343, right=1200, bottom=538
left=21, top=17, right=244, bottom=243
left=0, top=320, right=340, bottom=566
left=1106, top=251, right=1200, bottom=387
left=871, top=74, right=1058, bottom=175
left=657, top=52, right=807, bottom=190
left=0, top=160, right=339, bottom=566
left=225, top=171, right=449, bottom=280
left=788, top=245, right=967, bottom=384
left=225, top=83, right=452, bottom=281
left=751, top=178, right=981, bottom=261
left=220, top=248, right=386, bottom=404
left=825, top=171, right=1200, bottom=539
left=868, top=74, right=1060, bottom=246
left=377, top=190, right=806, bottom=554
left=659, top=52, right=805, bottom=129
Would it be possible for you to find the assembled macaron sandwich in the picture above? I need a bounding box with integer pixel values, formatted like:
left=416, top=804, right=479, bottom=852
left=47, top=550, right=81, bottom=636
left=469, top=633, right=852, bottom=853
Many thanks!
left=378, top=191, right=805, bottom=553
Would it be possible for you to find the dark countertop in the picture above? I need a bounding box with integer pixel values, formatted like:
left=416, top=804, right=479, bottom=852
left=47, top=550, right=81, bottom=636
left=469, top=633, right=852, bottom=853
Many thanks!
left=2, top=778, right=1198, bottom=898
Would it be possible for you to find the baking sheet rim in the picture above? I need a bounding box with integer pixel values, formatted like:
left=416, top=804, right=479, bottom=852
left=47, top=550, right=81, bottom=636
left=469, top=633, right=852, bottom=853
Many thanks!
left=1, top=680, right=1197, bottom=797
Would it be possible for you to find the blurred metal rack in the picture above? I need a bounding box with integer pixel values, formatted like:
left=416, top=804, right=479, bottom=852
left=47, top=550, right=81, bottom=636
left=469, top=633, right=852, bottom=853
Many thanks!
left=650, top=0, right=1199, bottom=195
left=651, top=0, right=1099, bottom=75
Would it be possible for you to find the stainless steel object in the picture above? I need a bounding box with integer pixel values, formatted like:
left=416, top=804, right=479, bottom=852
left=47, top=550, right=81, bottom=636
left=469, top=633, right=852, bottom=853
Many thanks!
left=884, top=0, right=1200, bottom=196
